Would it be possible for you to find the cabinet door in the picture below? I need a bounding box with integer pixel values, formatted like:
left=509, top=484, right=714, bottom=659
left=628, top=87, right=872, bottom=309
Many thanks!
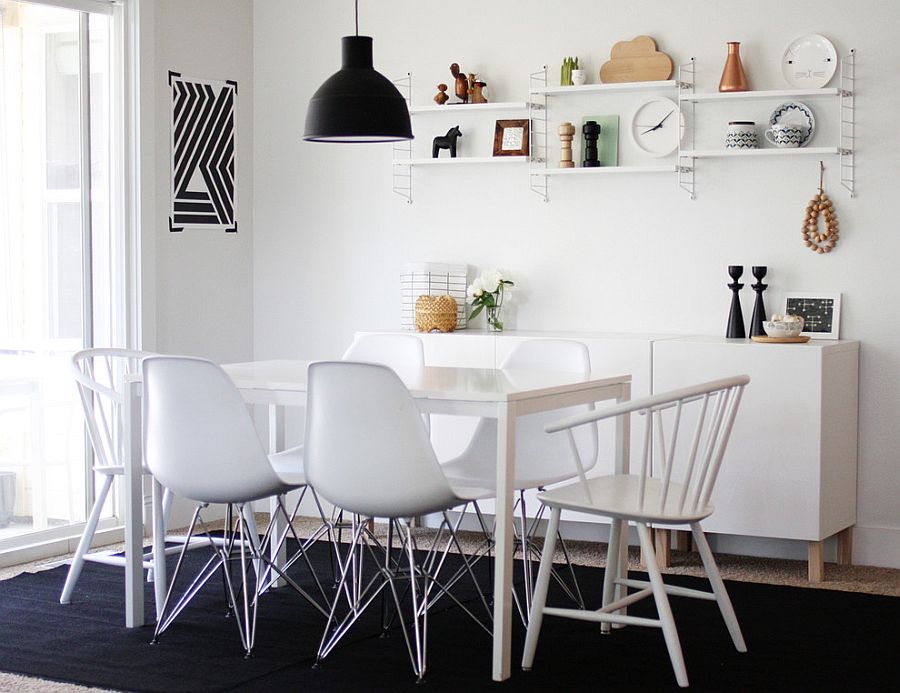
left=653, top=340, right=827, bottom=540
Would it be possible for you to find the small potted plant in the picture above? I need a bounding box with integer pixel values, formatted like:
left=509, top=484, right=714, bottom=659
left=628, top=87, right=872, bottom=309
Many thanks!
left=467, top=269, right=514, bottom=331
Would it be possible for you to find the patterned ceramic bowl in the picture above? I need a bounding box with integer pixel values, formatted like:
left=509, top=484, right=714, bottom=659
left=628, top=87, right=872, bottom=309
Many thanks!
left=763, top=317, right=804, bottom=338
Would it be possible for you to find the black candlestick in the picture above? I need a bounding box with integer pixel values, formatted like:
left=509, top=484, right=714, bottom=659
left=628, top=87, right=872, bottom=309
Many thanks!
left=726, top=265, right=746, bottom=338
left=582, top=120, right=601, bottom=167
left=749, top=265, right=768, bottom=338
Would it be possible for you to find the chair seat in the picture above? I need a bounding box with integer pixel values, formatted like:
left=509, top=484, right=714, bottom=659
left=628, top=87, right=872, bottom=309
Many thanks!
left=268, top=445, right=309, bottom=487
left=442, top=447, right=582, bottom=492
left=92, top=464, right=154, bottom=476
left=537, top=475, right=714, bottom=525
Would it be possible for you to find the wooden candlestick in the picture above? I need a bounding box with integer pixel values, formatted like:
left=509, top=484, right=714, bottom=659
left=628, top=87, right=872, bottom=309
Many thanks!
left=558, top=122, right=575, bottom=168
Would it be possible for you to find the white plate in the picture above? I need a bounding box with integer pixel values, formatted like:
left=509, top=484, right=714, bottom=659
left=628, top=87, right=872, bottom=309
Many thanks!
left=781, top=34, right=838, bottom=88
left=769, top=102, right=815, bottom=147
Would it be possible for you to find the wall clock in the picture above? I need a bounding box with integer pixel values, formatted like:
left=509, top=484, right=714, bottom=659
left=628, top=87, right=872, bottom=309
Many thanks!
left=629, top=97, right=682, bottom=157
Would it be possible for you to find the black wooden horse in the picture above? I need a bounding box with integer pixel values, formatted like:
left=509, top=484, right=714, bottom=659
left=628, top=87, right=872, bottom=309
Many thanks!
left=432, top=126, right=462, bottom=158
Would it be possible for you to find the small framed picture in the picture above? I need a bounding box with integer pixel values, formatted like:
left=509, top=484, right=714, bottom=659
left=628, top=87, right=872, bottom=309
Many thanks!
left=493, top=119, right=529, bottom=156
left=784, top=292, right=842, bottom=339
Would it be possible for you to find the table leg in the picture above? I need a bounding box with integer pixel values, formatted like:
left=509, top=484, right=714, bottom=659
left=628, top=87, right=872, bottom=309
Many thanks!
left=151, top=478, right=167, bottom=619
left=123, top=380, right=144, bottom=627
left=492, top=402, right=516, bottom=682
left=268, top=404, right=286, bottom=587
left=614, top=384, right=631, bottom=605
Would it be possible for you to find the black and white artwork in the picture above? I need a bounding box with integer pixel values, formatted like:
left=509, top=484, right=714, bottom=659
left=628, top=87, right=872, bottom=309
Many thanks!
left=785, top=292, right=842, bottom=340
left=169, top=72, right=237, bottom=232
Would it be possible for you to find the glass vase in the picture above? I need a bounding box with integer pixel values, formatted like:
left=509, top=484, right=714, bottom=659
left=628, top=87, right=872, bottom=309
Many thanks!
left=486, top=305, right=503, bottom=331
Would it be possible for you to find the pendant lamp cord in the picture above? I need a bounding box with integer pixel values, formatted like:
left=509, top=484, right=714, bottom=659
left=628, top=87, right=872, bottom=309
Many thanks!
left=355, top=0, right=359, bottom=35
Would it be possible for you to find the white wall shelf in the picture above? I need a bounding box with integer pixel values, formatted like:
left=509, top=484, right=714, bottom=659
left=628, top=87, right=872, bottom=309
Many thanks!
left=536, top=165, right=675, bottom=176
left=528, top=68, right=684, bottom=202
left=676, top=51, right=856, bottom=199
left=682, top=87, right=844, bottom=102
left=683, top=146, right=844, bottom=159
left=530, top=80, right=678, bottom=96
left=394, top=156, right=528, bottom=166
left=409, top=101, right=528, bottom=114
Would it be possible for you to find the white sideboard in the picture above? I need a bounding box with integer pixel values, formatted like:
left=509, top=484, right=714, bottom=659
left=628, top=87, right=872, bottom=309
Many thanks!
left=359, top=330, right=860, bottom=580
left=652, top=336, right=859, bottom=580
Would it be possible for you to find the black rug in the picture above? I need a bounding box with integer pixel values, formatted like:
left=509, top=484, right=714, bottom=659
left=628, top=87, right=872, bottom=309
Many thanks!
left=0, top=539, right=898, bottom=692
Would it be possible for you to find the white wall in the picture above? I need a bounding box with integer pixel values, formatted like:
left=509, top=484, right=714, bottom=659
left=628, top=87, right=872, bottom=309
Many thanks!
left=141, top=0, right=254, bottom=365
left=252, top=0, right=900, bottom=567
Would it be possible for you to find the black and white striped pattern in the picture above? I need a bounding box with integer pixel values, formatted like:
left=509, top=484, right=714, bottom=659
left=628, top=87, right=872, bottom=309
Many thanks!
left=169, top=72, right=237, bottom=232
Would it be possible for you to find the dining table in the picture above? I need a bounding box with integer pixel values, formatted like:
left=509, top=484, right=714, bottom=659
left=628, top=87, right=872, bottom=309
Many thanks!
left=123, top=359, right=631, bottom=681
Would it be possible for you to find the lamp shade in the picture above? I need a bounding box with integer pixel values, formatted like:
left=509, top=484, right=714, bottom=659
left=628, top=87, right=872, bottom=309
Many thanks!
left=303, top=36, right=413, bottom=143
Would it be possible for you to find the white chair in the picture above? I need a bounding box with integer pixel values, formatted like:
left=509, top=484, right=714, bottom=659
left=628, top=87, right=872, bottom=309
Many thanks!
left=142, top=355, right=328, bottom=655
left=440, top=339, right=598, bottom=619
left=522, top=376, right=750, bottom=688
left=61, top=349, right=176, bottom=605
left=342, top=332, right=425, bottom=379
left=305, top=361, right=492, bottom=683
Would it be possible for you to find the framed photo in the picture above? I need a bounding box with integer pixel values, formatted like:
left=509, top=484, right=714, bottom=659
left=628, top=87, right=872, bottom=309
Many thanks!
left=493, top=119, right=529, bottom=156
left=784, top=292, right=842, bottom=339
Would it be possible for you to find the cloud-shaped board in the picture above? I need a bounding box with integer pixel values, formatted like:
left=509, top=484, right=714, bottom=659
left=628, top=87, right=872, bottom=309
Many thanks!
left=600, top=36, right=673, bottom=83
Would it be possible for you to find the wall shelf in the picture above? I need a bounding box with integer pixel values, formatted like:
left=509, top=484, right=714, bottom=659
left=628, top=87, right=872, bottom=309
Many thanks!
left=531, top=80, right=677, bottom=96
left=682, top=87, right=844, bottom=102
left=683, top=146, right=845, bottom=159
left=535, top=165, right=675, bottom=176
left=394, top=156, right=528, bottom=166
left=409, top=101, right=528, bottom=114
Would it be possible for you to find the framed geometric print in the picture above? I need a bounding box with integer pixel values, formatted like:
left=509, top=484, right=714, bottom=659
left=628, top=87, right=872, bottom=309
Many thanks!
left=169, top=72, right=237, bottom=232
left=784, top=292, right=842, bottom=340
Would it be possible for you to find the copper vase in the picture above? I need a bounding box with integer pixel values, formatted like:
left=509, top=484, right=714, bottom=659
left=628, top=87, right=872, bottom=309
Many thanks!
left=719, top=42, right=749, bottom=92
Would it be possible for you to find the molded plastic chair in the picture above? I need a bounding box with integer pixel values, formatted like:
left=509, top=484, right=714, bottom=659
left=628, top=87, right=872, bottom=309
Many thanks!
left=305, top=361, right=491, bottom=682
left=522, top=375, right=750, bottom=688
left=60, top=349, right=175, bottom=605
left=342, top=332, right=425, bottom=380
left=142, top=356, right=328, bottom=655
left=440, top=339, right=598, bottom=618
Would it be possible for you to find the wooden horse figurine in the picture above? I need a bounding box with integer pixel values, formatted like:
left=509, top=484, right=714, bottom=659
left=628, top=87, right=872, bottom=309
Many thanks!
left=432, top=126, right=462, bottom=158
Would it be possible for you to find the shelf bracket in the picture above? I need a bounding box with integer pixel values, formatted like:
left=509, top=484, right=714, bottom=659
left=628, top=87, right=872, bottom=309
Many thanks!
left=393, top=73, right=413, bottom=203
left=839, top=50, right=856, bottom=198
left=529, top=66, right=550, bottom=202
left=677, top=58, right=696, bottom=199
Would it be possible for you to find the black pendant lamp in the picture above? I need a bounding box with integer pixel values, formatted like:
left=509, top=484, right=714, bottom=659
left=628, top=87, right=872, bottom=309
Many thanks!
left=303, top=1, right=413, bottom=143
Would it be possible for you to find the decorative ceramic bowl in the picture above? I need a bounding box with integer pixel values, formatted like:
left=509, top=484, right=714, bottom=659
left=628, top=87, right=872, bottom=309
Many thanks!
left=763, top=316, right=805, bottom=338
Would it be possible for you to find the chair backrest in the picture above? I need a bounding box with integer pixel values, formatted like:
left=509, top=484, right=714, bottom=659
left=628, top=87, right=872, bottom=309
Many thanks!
left=462, top=339, right=598, bottom=480
left=304, top=361, right=458, bottom=518
left=71, top=348, right=152, bottom=471
left=141, top=356, right=284, bottom=504
left=547, top=376, right=750, bottom=515
left=342, top=333, right=425, bottom=379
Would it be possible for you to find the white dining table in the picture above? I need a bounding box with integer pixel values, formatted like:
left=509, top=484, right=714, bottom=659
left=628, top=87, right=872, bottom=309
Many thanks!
left=124, top=359, right=631, bottom=682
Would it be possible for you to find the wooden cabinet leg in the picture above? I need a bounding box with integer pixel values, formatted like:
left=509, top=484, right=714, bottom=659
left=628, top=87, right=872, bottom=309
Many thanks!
left=808, top=540, right=825, bottom=582
left=837, top=527, right=853, bottom=566
left=674, top=530, right=692, bottom=553
left=655, top=528, right=671, bottom=568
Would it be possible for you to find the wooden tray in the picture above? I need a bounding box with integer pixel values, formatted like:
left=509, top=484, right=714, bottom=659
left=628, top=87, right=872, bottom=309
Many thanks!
left=750, top=335, right=810, bottom=344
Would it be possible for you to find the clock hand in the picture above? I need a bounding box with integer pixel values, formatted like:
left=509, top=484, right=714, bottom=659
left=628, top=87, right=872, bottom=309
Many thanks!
left=640, top=109, right=676, bottom=135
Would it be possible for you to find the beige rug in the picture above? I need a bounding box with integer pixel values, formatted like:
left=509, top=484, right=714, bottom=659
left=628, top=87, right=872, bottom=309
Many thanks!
left=2, top=516, right=898, bottom=692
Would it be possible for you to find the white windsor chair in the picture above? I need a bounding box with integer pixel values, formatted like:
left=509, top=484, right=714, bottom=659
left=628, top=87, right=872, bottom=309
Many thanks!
left=522, top=375, right=750, bottom=688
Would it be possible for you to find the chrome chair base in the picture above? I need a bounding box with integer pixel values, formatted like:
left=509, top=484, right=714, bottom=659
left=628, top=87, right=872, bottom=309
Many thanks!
left=151, top=500, right=329, bottom=656
left=316, top=511, right=491, bottom=682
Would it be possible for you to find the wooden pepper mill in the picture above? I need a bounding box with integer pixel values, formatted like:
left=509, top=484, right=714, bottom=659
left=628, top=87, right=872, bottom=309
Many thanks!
left=558, top=122, right=576, bottom=168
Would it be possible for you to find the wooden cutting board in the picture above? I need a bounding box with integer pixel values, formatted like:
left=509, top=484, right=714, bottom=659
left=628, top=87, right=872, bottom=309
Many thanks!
left=599, top=35, right=673, bottom=83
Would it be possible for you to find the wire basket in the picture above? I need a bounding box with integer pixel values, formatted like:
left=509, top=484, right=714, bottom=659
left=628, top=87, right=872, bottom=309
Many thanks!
left=400, top=263, right=469, bottom=330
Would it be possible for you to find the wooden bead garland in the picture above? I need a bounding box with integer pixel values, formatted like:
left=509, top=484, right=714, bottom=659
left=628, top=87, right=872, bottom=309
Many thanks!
left=802, top=161, right=839, bottom=254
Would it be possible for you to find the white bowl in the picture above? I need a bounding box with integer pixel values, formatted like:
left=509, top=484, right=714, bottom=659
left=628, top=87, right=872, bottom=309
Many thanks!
left=763, top=320, right=804, bottom=338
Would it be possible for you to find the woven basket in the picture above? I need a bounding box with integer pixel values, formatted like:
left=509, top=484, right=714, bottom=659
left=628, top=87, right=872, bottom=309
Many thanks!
left=415, top=295, right=458, bottom=333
